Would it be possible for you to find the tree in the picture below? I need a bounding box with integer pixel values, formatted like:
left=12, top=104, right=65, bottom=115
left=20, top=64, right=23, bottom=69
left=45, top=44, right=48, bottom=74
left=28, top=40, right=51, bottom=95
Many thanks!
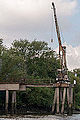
left=0, top=39, right=61, bottom=112
left=68, top=69, right=80, bottom=110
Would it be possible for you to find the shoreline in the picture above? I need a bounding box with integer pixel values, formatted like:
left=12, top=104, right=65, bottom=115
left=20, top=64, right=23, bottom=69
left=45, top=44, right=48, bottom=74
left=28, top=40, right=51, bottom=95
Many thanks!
left=0, top=112, right=80, bottom=119
left=0, top=109, right=80, bottom=119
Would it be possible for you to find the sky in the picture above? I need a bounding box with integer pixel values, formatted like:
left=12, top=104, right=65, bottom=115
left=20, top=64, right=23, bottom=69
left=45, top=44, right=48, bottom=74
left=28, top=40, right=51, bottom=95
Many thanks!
left=0, top=0, right=79, bottom=49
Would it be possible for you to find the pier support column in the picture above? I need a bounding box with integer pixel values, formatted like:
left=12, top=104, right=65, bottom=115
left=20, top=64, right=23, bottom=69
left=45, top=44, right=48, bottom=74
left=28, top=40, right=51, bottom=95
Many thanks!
left=52, top=88, right=60, bottom=114
left=61, top=88, right=66, bottom=114
left=68, top=86, right=73, bottom=115
left=14, top=91, right=16, bottom=113
left=57, top=88, right=59, bottom=113
left=60, top=88, right=63, bottom=103
left=12, top=91, right=16, bottom=114
left=71, top=88, right=73, bottom=107
left=5, top=90, right=9, bottom=114
left=67, top=88, right=69, bottom=105
left=52, top=89, right=57, bottom=113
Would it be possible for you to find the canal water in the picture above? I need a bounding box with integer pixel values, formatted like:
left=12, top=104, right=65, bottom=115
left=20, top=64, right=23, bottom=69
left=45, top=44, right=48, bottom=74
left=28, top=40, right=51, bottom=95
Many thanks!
left=0, top=114, right=80, bottom=120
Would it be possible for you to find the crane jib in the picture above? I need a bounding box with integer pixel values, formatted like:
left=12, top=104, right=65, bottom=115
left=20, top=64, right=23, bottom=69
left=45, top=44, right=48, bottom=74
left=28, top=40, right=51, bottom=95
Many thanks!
left=52, top=2, right=65, bottom=56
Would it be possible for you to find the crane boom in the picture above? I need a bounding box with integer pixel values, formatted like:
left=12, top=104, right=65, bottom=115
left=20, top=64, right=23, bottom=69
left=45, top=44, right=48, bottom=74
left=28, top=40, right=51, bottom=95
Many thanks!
left=52, top=2, right=64, bottom=56
left=52, top=2, right=68, bottom=82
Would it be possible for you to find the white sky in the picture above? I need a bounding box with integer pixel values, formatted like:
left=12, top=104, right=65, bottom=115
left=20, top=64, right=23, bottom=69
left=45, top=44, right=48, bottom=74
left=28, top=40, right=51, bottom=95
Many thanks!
left=0, top=0, right=79, bottom=70
left=0, top=0, right=78, bottom=47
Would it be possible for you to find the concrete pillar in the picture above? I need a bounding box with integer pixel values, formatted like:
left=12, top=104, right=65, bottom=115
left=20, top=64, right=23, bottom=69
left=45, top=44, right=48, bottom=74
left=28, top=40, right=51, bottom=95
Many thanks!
left=12, top=91, right=16, bottom=114
left=68, top=86, right=73, bottom=115
left=52, top=88, right=57, bottom=113
left=71, top=88, right=73, bottom=114
left=71, top=88, right=73, bottom=106
left=67, top=88, right=69, bottom=105
left=5, top=90, right=9, bottom=114
left=14, top=91, right=16, bottom=113
left=61, top=88, right=66, bottom=114
left=56, top=88, right=59, bottom=114
left=60, top=88, right=63, bottom=102
left=12, top=91, right=14, bottom=114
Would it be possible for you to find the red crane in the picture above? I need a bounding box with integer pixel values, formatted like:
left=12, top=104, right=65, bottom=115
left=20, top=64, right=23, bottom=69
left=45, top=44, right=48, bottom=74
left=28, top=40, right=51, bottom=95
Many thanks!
left=52, top=2, right=69, bottom=82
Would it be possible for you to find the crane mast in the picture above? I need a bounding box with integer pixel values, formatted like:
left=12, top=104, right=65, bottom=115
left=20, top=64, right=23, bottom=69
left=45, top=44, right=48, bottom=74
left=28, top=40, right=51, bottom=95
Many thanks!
left=51, top=3, right=73, bottom=115
left=52, top=2, right=68, bottom=83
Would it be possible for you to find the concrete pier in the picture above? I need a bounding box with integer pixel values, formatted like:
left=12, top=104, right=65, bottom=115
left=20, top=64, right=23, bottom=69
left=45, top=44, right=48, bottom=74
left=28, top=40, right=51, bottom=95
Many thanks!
left=12, top=91, right=16, bottom=114
left=5, top=90, right=9, bottom=114
left=52, top=83, right=74, bottom=115
left=0, top=83, right=74, bottom=115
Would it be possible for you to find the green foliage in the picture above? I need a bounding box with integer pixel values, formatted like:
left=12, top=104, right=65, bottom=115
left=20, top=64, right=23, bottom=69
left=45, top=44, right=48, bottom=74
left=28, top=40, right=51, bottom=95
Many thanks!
left=0, top=48, right=26, bottom=81
left=68, top=69, right=80, bottom=110
left=5, top=39, right=59, bottom=81
left=0, top=39, right=60, bottom=111
left=17, top=87, right=54, bottom=110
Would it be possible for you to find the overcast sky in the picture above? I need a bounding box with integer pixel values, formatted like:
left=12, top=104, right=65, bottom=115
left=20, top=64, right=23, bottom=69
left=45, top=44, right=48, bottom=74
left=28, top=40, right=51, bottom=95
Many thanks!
left=0, top=0, right=79, bottom=48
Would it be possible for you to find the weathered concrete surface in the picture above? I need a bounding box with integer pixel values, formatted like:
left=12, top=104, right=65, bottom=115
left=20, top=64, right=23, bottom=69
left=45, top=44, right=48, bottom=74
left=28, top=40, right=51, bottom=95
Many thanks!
left=19, top=85, right=26, bottom=91
left=12, top=91, right=16, bottom=114
left=5, top=90, right=9, bottom=114
left=0, top=84, right=19, bottom=90
left=0, top=83, right=74, bottom=91
left=26, top=84, right=74, bottom=88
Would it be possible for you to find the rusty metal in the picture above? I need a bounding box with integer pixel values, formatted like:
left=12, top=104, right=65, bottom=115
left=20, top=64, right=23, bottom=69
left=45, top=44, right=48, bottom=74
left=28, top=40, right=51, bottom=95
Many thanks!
left=52, top=2, right=69, bottom=83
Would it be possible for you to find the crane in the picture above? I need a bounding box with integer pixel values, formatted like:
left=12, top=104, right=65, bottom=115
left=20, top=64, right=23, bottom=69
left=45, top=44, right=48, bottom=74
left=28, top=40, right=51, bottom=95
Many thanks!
left=52, top=2, right=69, bottom=83
left=51, top=3, right=73, bottom=114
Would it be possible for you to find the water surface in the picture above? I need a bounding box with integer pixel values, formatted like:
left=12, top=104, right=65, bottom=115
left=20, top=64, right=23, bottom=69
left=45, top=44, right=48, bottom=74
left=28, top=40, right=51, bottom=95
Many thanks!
left=0, top=114, right=80, bottom=120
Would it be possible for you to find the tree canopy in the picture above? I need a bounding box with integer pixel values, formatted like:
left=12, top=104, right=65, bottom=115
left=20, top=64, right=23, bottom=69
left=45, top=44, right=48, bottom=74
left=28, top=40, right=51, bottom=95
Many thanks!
left=0, top=39, right=60, bottom=83
left=0, top=39, right=80, bottom=112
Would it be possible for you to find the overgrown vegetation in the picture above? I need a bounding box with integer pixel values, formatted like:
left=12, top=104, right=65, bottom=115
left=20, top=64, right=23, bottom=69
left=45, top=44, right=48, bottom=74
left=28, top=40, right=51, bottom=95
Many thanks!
left=0, top=39, right=59, bottom=82
left=69, top=69, right=80, bottom=110
left=0, top=39, right=60, bottom=112
left=0, top=39, right=80, bottom=112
